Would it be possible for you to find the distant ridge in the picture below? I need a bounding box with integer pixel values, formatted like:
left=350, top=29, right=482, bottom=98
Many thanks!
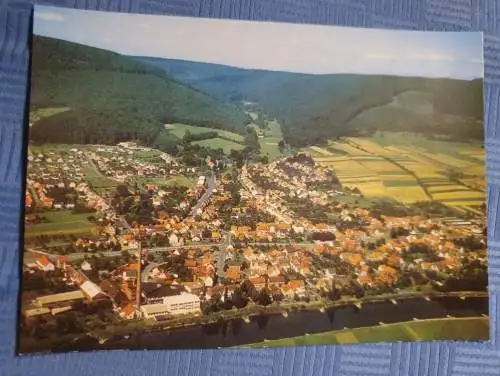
left=135, top=56, right=484, bottom=147
left=29, top=36, right=249, bottom=152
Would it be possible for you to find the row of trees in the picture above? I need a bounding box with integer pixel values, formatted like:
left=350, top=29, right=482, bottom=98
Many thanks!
left=203, top=279, right=285, bottom=315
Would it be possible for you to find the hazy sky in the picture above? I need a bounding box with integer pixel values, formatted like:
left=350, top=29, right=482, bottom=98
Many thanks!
left=34, top=5, right=483, bottom=79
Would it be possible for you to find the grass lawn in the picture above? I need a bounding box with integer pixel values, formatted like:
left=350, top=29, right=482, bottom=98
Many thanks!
left=25, top=210, right=95, bottom=237
left=242, top=317, right=489, bottom=348
left=192, top=138, right=245, bottom=154
left=164, top=123, right=245, bottom=143
left=83, top=166, right=117, bottom=192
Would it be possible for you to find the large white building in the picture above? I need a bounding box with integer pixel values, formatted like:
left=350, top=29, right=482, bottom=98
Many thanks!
left=140, top=303, right=170, bottom=319
left=141, top=293, right=201, bottom=319
left=164, top=293, right=200, bottom=315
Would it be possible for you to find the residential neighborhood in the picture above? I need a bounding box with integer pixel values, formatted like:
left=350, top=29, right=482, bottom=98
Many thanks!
left=21, top=141, right=487, bottom=352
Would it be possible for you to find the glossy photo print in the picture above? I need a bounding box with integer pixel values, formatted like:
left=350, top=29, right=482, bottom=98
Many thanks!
left=19, top=5, right=487, bottom=354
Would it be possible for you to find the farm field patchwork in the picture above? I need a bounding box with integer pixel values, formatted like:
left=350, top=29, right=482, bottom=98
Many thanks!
left=309, top=146, right=334, bottom=156
left=311, top=136, right=485, bottom=209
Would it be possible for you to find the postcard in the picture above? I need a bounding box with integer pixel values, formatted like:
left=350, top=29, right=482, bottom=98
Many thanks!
left=18, top=5, right=487, bottom=354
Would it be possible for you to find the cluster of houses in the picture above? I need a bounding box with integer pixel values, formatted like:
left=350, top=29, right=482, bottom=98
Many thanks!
left=22, top=143, right=488, bottom=328
left=241, top=158, right=334, bottom=223
left=25, top=147, right=115, bottom=213
left=26, top=149, right=90, bottom=208
left=89, top=143, right=195, bottom=182
left=23, top=256, right=109, bottom=319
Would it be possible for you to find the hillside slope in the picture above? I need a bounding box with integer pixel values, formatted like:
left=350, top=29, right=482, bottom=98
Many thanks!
left=29, top=37, right=249, bottom=152
left=136, top=57, right=484, bottom=147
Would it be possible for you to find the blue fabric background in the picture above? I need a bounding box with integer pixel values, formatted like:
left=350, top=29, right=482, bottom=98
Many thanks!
left=0, top=1, right=499, bottom=375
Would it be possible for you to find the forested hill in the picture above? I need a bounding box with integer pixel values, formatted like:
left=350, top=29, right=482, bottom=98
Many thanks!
left=137, top=57, right=484, bottom=147
left=28, top=36, right=249, bottom=152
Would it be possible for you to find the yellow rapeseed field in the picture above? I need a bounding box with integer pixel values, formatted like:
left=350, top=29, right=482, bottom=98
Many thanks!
left=431, top=191, right=485, bottom=200
left=427, top=185, right=470, bottom=193
left=330, top=142, right=370, bottom=156
left=308, top=146, right=334, bottom=156
left=311, top=138, right=485, bottom=206
left=444, top=200, right=485, bottom=207
left=385, top=187, right=428, bottom=203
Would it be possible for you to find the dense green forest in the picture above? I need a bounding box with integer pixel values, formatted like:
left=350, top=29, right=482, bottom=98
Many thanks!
left=29, top=36, right=249, bottom=153
left=29, top=35, right=483, bottom=152
left=138, top=57, right=484, bottom=147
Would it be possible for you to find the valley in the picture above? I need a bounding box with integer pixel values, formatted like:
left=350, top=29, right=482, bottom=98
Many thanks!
left=20, top=32, right=487, bottom=354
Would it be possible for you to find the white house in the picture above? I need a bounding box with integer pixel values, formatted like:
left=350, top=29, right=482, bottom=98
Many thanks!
left=36, top=256, right=55, bottom=272
left=169, top=233, right=180, bottom=247
left=81, top=261, right=92, bottom=271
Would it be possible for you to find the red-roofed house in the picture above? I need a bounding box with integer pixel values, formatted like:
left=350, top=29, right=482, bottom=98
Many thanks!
left=120, top=303, right=136, bottom=319
left=36, top=256, right=55, bottom=272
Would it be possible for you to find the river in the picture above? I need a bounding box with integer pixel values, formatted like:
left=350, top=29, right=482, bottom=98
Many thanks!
left=53, top=296, right=488, bottom=352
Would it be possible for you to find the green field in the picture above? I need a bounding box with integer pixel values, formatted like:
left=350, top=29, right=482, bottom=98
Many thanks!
left=30, top=107, right=70, bottom=124
left=133, top=175, right=197, bottom=188
left=29, top=143, right=80, bottom=155
left=242, top=317, right=489, bottom=348
left=299, top=148, right=324, bottom=157
left=258, top=119, right=285, bottom=160
left=25, top=210, right=95, bottom=237
left=192, top=138, right=245, bottom=154
left=369, top=131, right=483, bottom=161
left=164, top=123, right=245, bottom=143
left=83, top=166, right=117, bottom=193
left=132, top=148, right=164, bottom=161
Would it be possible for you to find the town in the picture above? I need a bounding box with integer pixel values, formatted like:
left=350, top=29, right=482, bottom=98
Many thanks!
left=20, top=141, right=487, bottom=350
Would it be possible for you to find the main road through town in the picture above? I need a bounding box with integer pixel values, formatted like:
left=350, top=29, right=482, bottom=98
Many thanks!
left=27, top=240, right=326, bottom=264
left=189, top=172, right=216, bottom=217
left=27, top=241, right=224, bottom=263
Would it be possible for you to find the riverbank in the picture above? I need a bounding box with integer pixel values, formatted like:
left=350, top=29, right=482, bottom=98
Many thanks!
left=131, top=290, right=489, bottom=334
left=18, top=293, right=488, bottom=354
left=241, top=316, right=489, bottom=348
left=53, top=295, right=488, bottom=352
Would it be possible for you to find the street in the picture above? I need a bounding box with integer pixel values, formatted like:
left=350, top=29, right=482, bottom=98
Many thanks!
left=28, top=240, right=225, bottom=263
left=189, top=172, right=216, bottom=217
left=215, top=231, right=232, bottom=278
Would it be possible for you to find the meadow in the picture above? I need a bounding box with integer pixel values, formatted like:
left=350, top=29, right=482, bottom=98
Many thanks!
left=244, top=317, right=489, bottom=347
left=83, top=166, right=118, bottom=194
left=258, top=119, right=285, bottom=160
left=25, top=210, right=95, bottom=237
left=192, top=138, right=245, bottom=154
left=132, top=175, right=197, bottom=188
left=30, top=107, right=70, bottom=124
left=164, top=123, right=245, bottom=143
